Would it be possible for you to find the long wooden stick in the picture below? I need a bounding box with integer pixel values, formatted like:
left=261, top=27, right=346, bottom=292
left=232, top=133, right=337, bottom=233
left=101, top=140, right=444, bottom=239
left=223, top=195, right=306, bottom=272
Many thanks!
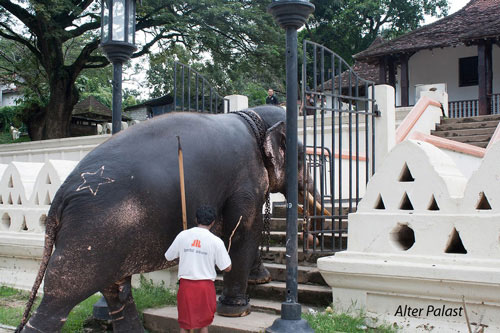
left=228, top=216, right=242, bottom=253
left=177, top=136, right=187, bottom=231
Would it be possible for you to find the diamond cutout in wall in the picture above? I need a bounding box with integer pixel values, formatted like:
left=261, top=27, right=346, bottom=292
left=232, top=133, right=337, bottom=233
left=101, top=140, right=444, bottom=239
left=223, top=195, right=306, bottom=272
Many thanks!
left=46, top=174, right=52, bottom=184
left=445, top=228, right=467, bottom=254
left=7, top=193, right=13, bottom=205
left=17, top=195, right=22, bottom=205
left=427, top=195, right=440, bottom=211
left=374, top=194, right=386, bottom=209
left=0, top=195, right=3, bottom=204
left=21, top=216, right=28, bottom=231
left=399, top=192, right=414, bottom=210
left=398, top=163, right=414, bottom=182
left=8, top=176, right=13, bottom=188
left=476, top=192, right=492, bottom=210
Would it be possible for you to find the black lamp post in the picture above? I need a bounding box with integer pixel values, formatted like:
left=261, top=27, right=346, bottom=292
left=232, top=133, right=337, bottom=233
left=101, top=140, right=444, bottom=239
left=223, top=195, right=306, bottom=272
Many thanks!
left=93, top=0, right=137, bottom=321
left=100, top=0, right=137, bottom=134
left=266, top=1, right=314, bottom=333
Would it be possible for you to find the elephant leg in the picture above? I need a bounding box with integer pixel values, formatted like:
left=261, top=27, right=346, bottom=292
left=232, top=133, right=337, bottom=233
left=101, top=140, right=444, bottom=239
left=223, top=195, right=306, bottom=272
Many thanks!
left=217, top=205, right=262, bottom=317
left=248, top=248, right=271, bottom=285
left=21, top=252, right=100, bottom=332
left=101, top=276, right=144, bottom=333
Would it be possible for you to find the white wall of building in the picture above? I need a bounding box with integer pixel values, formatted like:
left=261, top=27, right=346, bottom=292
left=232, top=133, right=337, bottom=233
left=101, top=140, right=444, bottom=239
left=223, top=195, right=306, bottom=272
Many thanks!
left=399, top=44, right=500, bottom=105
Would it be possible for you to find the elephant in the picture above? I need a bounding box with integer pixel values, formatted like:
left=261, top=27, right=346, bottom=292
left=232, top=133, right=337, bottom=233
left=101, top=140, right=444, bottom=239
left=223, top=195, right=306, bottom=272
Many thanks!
left=17, top=105, right=314, bottom=332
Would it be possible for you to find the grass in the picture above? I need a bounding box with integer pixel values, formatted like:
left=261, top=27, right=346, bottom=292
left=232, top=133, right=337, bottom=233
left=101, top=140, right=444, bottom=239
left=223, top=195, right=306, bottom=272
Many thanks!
left=0, top=132, right=30, bottom=144
left=2, top=283, right=398, bottom=332
left=0, top=277, right=177, bottom=332
left=303, top=306, right=398, bottom=333
left=133, top=275, right=177, bottom=314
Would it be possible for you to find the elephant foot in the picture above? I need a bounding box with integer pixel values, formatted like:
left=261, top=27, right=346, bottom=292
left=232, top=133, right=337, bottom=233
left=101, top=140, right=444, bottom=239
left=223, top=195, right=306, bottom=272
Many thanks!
left=248, top=262, right=272, bottom=285
left=216, top=295, right=251, bottom=317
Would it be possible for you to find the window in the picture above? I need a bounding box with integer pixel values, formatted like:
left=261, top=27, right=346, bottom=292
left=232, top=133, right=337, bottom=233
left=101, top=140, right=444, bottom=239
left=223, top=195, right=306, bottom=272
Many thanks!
left=459, top=56, right=478, bottom=87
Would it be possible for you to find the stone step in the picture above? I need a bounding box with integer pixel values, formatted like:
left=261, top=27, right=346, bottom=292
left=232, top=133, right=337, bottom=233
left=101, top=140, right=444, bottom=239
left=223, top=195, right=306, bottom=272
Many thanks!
left=263, top=262, right=327, bottom=286
left=269, top=217, right=349, bottom=232
left=269, top=230, right=347, bottom=249
left=271, top=204, right=353, bottom=219
left=431, top=127, right=496, bottom=138
left=466, top=141, right=489, bottom=148
left=259, top=246, right=336, bottom=265
left=143, top=305, right=279, bottom=333
left=429, top=133, right=492, bottom=144
left=440, top=114, right=500, bottom=124
left=435, top=119, right=500, bottom=131
left=215, top=278, right=332, bottom=307
left=143, top=298, right=324, bottom=333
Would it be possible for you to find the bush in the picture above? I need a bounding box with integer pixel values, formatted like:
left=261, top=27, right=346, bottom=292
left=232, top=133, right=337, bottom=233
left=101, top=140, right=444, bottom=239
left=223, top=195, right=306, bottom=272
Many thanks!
left=0, top=106, right=23, bottom=132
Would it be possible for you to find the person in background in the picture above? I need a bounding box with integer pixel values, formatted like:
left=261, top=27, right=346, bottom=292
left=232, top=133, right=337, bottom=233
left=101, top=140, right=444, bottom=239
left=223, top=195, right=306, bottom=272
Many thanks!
left=266, top=88, right=279, bottom=105
left=165, top=205, right=232, bottom=333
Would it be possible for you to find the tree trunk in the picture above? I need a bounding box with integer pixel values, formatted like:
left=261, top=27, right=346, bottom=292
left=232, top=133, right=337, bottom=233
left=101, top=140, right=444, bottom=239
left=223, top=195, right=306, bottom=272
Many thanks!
left=27, top=75, right=79, bottom=140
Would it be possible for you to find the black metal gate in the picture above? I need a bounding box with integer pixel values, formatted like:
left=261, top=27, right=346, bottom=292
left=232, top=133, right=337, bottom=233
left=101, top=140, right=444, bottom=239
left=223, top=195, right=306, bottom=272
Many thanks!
left=301, top=40, right=379, bottom=253
left=172, top=61, right=229, bottom=113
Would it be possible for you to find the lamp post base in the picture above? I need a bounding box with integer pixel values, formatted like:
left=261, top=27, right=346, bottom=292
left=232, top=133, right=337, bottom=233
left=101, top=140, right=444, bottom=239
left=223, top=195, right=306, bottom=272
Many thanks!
left=92, top=296, right=111, bottom=320
left=265, top=318, right=314, bottom=333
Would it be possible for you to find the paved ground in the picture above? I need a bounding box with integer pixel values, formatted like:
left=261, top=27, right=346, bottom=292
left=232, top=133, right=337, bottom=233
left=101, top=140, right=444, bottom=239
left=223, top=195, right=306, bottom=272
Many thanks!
left=144, top=306, right=279, bottom=333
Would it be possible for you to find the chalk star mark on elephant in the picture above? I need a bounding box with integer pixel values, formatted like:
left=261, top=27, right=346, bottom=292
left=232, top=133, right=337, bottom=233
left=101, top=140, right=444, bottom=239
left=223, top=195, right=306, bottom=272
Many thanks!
left=76, top=166, right=115, bottom=196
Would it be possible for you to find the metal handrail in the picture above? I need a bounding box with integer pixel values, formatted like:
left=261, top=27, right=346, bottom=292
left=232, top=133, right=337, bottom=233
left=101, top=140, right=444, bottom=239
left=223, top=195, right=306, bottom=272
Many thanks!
left=173, top=61, right=229, bottom=114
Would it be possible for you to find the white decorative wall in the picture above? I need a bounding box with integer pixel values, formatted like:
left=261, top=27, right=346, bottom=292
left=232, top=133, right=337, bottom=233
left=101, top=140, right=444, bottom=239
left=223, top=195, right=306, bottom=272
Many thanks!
left=318, top=140, right=500, bottom=332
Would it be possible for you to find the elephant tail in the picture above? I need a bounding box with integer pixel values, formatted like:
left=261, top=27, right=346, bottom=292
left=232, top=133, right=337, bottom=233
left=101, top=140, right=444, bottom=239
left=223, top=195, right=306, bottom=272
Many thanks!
left=16, top=213, right=58, bottom=332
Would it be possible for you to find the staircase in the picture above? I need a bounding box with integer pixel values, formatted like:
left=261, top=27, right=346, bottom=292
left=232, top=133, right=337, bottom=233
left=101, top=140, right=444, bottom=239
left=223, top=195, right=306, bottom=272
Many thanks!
left=143, top=206, right=335, bottom=332
left=431, top=114, right=500, bottom=148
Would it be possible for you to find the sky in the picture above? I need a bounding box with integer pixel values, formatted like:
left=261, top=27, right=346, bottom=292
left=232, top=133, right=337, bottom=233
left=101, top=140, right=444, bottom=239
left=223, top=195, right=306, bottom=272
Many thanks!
left=425, top=0, right=470, bottom=23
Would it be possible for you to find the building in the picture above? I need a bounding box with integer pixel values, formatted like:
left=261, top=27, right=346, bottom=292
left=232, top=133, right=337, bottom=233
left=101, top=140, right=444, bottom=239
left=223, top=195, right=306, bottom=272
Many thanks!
left=123, top=95, right=174, bottom=121
left=354, top=0, right=500, bottom=116
left=0, top=85, right=22, bottom=107
left=71, top=96, right=128, bottom=136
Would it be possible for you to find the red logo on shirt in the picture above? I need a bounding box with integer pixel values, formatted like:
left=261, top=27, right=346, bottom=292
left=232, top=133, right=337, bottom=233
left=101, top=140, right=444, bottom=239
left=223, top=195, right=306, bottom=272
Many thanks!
left=191, top=239, right=201, bottom=248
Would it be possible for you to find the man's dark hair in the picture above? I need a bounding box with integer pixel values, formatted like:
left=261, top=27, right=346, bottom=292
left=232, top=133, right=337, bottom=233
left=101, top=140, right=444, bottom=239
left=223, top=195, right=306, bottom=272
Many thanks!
left=196, top=205, right=216, bottom=226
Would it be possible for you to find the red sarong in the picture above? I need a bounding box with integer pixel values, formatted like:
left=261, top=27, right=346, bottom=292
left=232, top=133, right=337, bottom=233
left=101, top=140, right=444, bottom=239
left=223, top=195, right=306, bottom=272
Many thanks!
left=177, top=278, right=216, bottom=329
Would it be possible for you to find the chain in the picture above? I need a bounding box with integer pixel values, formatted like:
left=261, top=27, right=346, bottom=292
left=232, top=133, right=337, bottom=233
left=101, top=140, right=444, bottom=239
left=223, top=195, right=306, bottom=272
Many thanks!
left=232, top=110, right=267, bottom=151
left=263, top=192, right=271, bottom=253
left=232, top=110, right=270, bottom=254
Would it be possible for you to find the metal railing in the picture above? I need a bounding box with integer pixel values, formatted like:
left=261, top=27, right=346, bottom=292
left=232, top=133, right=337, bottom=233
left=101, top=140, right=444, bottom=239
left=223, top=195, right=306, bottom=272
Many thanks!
left=301, top=40, right=379, bottom=253
left=448, top=94, right=500, bottom=118
left=173, top=61, right=229, bottom=114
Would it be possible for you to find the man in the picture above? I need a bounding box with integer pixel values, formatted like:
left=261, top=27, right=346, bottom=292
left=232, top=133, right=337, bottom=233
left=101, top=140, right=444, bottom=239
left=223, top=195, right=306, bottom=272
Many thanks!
left=165, top=206, right=232, bottom=333
left=265, top=88, right=279, bottom=105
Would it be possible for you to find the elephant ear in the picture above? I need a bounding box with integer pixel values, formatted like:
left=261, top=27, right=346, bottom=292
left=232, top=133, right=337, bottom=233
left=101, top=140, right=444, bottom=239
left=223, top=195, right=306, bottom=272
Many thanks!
left=263, top=121, right=286, bottom=192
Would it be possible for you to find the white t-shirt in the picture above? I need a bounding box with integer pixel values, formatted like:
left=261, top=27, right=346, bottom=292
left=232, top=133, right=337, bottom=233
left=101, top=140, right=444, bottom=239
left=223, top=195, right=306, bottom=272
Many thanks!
left=165, top=227, right=231, bottom=281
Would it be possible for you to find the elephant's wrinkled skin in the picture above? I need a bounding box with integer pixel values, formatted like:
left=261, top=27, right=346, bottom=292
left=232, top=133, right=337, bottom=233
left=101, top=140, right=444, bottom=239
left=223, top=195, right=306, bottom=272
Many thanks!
left=17, top=106, right=310, bottom=332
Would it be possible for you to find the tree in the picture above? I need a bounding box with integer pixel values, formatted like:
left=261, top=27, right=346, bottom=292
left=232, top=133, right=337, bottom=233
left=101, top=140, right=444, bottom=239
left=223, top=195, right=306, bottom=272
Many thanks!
left=0, top=0, right=283, bottom=140
left=302, top=0, right=449, bottom=64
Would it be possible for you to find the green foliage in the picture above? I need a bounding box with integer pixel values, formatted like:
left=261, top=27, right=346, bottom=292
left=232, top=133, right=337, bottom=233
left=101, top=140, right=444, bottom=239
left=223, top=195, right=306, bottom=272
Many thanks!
left=302, top=0, right=449, bottom=64
left=133, top=275, right=177, bottom=313
left=0, top=287, right=34, bottom=327
left=303, top=306, right=398, bottom=333
left=61, top=294, right=100, bottom=333
left=0, top=132, right=31, bottom=144
left=0, top=0, right=286, bottom=139
left=0, top=286, right=28, bottom=298
left=0, top=106, right=23, bottom=131
left=0, top=281, right=176, bottom=332
left=241, top=82, right=268, bottom=107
